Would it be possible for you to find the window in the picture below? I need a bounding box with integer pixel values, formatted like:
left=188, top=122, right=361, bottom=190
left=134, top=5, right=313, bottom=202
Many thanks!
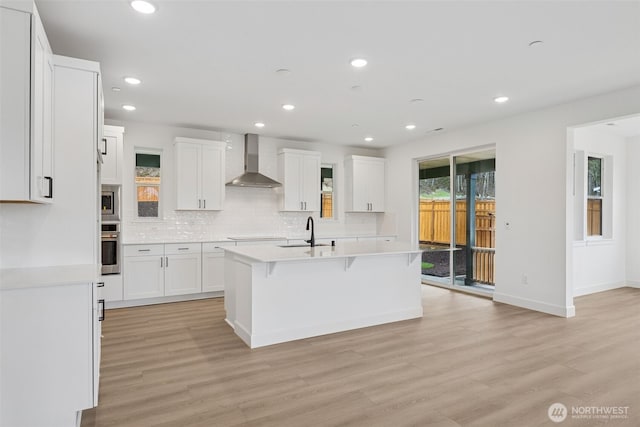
left=320, top=165, right=334, bottom=219
left=135, top=151, right=161, bottom=218
left=587, top=156, right=602, bottom=236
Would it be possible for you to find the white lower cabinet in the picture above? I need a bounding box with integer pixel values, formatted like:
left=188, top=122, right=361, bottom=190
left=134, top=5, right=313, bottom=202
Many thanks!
left=165, top=243, right=202, bottom=296
left=123, top=243, right=202, bottom=300
left=1, top=279, right=102, bottom=427
left=123, top=244, right=164, bottom=300
left=99, top=273, right=123, bottom=302
left=203, top=242, right=233, bottom=292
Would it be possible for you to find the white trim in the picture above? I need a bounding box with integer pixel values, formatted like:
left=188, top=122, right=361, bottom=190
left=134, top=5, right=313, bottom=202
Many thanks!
left=493, top=292, right=575, bottom=318
left=239, top=308, right=424, bottom=349
left=574, top=281, right=626, bottom=297
left=627, top=281, right=640, bottom=289
left=105, top=291, right=222, bottom=309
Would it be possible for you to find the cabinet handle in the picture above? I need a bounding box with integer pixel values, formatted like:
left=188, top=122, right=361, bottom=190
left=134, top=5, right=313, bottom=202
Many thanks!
left=178, top=247, right=189, bottom=251
left=138, top=249, right=151, bottom=252
left=98, top=299, right=105, bottom=321
left=101, top=138, right=107, bottom=155
left=44, top=176, right=53, bottom=198
left=300, top=201, right=303, bottom=210
left=304, top=201, right=307, bottom=210
left=161, top=257, right=163, bottom=267
left=198, top=199, right=201, bottom=209
left=166, top=256, right=169, bottom=267
left=203, top=199, right=206, bottom=209
left=97, top=282, right=105, bottom=288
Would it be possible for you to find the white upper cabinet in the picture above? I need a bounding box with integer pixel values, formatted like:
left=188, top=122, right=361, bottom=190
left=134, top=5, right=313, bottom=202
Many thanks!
left=0, top=4, right=54, bottom=203
left=344, top=155, right=386, bottom=212
left=175, top=138, right=226, bottom=210
left=101, top=125, right=124, bottom=185
left=278, top=148, right=321, bottom=212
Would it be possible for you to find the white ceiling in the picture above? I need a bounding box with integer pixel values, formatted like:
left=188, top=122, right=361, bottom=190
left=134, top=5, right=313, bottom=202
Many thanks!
left=36, top=0, right=640, bottom=147
left=593, top=115, right=640, bottom=138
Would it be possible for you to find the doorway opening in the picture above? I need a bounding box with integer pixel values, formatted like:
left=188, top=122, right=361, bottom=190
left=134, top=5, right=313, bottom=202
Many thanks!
left=418, top=150, right=496, bottom=292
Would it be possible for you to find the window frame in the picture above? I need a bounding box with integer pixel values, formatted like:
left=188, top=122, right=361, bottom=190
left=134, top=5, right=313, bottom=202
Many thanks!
left=133, top=147, right=163, bottom=221
left=319, top=163, right=337, bottom=221
left=586, top=155, right=603, bottom=238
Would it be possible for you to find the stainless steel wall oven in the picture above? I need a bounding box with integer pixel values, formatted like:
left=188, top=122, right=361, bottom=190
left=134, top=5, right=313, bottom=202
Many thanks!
left=101, top=223, right=120, bottom=275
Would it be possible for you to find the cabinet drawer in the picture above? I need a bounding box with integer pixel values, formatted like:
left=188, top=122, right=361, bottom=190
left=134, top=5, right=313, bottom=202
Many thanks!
left=165, top=242, right=201, bottom=256
left=203, top=242, right=234, bottom=252
left=124, top=244, right=164, bottom=257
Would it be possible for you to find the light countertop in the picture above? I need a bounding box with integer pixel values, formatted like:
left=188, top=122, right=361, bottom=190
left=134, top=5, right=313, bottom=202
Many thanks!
left=223, top=240, right=420, bottom=263
left=0, top=264, right=99, bottom=291
left=122, top=234, right=396, bottom=245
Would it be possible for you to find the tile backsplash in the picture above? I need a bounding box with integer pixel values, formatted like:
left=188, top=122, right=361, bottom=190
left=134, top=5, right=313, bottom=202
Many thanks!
left=123, top=186, right=379, bottom=243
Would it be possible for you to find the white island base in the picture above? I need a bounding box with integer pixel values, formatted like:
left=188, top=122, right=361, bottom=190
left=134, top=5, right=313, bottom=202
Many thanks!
left=224, top=242, right=423, bottom=348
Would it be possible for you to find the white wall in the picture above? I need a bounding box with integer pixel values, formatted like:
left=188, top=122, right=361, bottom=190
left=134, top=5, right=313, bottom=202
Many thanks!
left=627, top=136, right=640, bottom=287
left=105, top=121, right=384, bottom=242
left=383, top=85, right=640, bottom=317
left=572, top=127, right=626, bottom=296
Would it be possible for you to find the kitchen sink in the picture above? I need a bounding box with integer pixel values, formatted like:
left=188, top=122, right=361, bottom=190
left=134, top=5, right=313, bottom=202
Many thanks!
left=278, top=244, right=329, bottom=248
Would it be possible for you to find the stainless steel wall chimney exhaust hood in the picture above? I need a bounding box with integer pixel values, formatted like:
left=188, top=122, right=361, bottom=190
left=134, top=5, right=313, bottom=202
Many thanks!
left=226, top=134, right=282, bottom=188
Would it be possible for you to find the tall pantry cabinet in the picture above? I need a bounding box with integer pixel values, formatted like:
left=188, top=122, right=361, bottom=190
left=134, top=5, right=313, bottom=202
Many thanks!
left=0, top=53, right=104, bottom=427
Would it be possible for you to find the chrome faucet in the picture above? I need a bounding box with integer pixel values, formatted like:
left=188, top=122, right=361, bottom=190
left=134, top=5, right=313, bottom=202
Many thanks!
left=305, top=216, right=315, bottom=247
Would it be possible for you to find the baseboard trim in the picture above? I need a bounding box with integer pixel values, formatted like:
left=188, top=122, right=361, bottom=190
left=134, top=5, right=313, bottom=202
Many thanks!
left=627, top=280, right=640, bottom=288
left=574, top=281, right=626, bottom=297
left=238, top=307, right=424, bottom=349
left=106, top=291, right=223, bottom=309
left=493, top=292, right=575, bottom=318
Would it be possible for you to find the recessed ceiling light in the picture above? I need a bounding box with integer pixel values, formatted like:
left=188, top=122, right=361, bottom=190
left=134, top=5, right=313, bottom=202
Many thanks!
left=122, top=104, right=136, bottom=111
left=130, top=0, right=156, bottom=14
left=350, top=58, right=367, bottom=68
left=364, top=137, right=374, bottom=142
left=254, top=122, right=265, bottom=128
left=494, top=96, right=509, bottom=103
left=410, top=98, right=424, bottom=104
left=124, top=76, right=141, bottom=85
left=282, top=104, right=295, bottom=111
left=528, top=40, right=544, bottom=47
left=405, top=124, right=416, bottom=130
left=111, top=87, right=121, bottom=92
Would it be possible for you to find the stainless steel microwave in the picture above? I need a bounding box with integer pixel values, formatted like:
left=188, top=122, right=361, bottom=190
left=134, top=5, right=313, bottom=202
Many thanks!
left=101, top=185, right=120, bottom=222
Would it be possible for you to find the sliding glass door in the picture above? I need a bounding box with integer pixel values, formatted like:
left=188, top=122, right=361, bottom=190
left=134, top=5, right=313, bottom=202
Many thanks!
left=419, top=150, right=496, bottom=289
left=418, top=157, right=452, bottom=284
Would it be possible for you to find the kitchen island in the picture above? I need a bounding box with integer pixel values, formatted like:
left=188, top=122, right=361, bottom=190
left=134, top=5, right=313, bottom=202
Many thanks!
left=224, top=241, right=423, bottom=348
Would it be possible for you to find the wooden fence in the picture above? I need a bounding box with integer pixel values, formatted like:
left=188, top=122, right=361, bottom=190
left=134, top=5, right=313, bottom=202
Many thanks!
left=420, top=199, right=496, bottom=284
left=419, top=199, right=495, bottom=247
left=587, top=199, right=601, bottom=236
left=321, top=193, right=333, bottom=218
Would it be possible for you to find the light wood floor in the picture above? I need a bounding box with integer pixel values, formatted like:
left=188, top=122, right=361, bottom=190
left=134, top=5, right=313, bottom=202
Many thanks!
left=81, top=286, right=640, bottom=427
